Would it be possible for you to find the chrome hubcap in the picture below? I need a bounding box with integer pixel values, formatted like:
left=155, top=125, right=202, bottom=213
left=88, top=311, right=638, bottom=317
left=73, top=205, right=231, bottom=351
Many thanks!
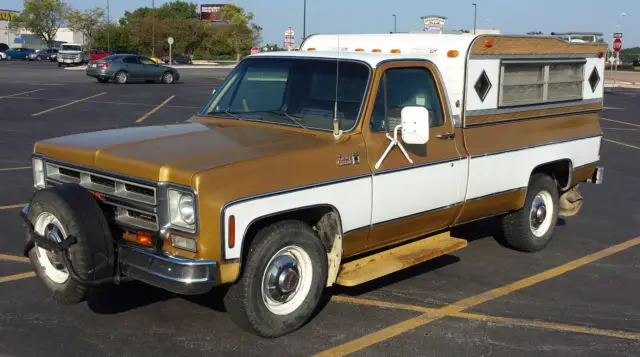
left=261, top=245, right=313, bottom=315
left=164, top=73, right=173, bottom=82
left=264, top=254, right=300, bottom=303
left=34, top=212, right=70, bottom=284
left=529, top=190, right=553, bottom=237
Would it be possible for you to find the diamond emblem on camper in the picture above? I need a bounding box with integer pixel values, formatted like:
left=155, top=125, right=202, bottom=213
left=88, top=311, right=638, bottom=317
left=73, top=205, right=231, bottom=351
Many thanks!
left=474, top=70, right=492, bottom=102
left=589, top=67, right=600, bottom=92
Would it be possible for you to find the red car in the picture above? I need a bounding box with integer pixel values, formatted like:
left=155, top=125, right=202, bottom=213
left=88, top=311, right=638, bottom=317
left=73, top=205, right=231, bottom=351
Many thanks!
left=90, top=49, right=110, bottom=61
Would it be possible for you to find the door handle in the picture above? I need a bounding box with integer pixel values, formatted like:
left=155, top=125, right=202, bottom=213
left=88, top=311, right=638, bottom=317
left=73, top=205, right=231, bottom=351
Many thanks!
left=436, top=132, right=456, bottom=140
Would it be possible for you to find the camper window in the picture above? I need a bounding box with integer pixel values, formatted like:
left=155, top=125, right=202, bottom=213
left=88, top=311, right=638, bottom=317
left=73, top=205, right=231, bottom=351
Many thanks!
left=499, top=61, right=584, bottom=107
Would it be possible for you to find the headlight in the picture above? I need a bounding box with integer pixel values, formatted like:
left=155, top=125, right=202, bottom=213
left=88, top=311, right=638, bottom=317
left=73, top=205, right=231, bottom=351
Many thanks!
left=168, top=189, right=196, bottom=231
left=32, top=157, right=45, bottom=189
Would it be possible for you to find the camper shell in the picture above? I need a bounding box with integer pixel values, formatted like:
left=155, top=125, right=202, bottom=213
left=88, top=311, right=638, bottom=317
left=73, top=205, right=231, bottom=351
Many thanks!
left=21, top=32, right=606, bottom=338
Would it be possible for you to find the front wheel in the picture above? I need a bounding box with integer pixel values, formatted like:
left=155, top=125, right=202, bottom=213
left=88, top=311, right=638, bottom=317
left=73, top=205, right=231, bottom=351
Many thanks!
left=161, top=71, right=174, bottom=84
left=500, top=173, right=559, bottom=252
left=224, top=220, right=328, bottom=338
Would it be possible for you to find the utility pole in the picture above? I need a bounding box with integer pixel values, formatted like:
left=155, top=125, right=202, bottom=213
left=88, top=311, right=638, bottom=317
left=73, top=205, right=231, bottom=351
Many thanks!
left=302, top=0, right=307, bottom=40
left=472, top=3, right=477, bottom=35
left=392, top=14, right=396, bottom=32
left=107, top=0, right=110, bottom=51
left=152, top=0, right=155, bottom=57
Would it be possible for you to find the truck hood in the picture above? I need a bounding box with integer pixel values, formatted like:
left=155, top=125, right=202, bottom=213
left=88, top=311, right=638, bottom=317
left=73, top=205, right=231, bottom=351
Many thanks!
left=34, top=121, right=327, bottom=186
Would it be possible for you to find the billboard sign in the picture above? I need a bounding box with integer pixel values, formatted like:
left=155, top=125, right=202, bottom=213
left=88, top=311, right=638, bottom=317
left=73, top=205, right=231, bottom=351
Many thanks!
left=421, top=15, right=446, bottom=34
left=200, top=4, right=226, bottom=22
left=0, top=9, right=19, bottom=21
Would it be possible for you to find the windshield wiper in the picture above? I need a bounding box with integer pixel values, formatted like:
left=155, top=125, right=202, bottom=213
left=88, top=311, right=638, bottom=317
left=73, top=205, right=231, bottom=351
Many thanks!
left=262, top=110, right=307, bottom=130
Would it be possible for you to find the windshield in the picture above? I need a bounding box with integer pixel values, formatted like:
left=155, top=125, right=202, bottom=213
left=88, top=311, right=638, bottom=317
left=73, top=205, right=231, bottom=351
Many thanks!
left=62, top=45, right=82, bottom=51
left=201, top=57, right=371, bottom=132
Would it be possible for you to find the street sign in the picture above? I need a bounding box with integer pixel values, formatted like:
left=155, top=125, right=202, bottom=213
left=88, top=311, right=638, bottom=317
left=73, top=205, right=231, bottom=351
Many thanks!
left=250, top=47, right=259, bottom=54
left=613, top=32, right=623, bottom=39
left=613, top=38, right=622, bottom=53
left=167, top=37, right=174, bottom=45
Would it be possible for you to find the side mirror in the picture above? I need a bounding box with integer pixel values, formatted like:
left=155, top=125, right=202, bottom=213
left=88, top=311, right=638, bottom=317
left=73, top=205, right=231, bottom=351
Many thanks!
left=400, top=106, right=430, bottom=145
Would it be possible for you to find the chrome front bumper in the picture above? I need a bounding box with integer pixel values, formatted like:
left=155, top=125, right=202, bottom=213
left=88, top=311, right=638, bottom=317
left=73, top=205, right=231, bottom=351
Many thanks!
left=588, top=166, right=604, bottom=185
left=118, top=244, right=218, bottom=295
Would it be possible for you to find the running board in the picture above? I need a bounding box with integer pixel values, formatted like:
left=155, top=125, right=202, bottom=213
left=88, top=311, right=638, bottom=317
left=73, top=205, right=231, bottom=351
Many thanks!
left=335, top=232, right=467, bottom=287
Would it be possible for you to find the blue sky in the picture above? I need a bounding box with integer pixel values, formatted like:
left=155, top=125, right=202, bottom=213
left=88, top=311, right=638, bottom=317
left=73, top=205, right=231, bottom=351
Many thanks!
left=4, top=0, right=639, bottom=47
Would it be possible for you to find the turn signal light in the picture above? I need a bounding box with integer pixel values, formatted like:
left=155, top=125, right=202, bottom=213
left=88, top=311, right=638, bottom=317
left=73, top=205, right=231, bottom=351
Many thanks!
left=228, top=215, right=236, bottom=249
left=390, top=49, right=401, bottom=54
left=484, top=39, right=494, bottom=47
left=372, top=49, right=382, bottom=53
left=307, top=47, right=316, bottom=51
left=355, top=48, right=365, bottom=52
left=447, top=50, right=459, bottom=58
left=136, top=231, right=153, bottom=247
left=97, top=62, right=109, bottom=69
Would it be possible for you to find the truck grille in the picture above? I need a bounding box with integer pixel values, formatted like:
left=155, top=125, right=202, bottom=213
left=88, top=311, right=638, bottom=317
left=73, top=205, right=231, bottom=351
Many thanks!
left=59, top=53, right=78, bottom=60
left=44, top=162, right=159, bottom=231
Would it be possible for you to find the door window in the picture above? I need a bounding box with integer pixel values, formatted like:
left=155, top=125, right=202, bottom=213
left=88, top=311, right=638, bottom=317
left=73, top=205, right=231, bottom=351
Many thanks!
left=140, top=57, right=156, bottom=65
left=370, top=67, right=444, bottom=132
left=122, top=56, right=139, bottom=64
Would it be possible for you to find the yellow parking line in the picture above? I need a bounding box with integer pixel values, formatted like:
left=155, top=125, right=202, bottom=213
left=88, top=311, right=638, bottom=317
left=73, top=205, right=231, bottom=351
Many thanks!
left=315, top=236, right=640, bottom=356
left=0, top=203, right=26, bottom=210
left=31, top=92, right=107, bottom=117
left=604, top=139, right=640, bottom=150
left=602, top=107, right=625, bottom=110
left=0, top=88, right=44, bottom=99
left=333, top=296, right=640, bottom=341
left=451, top=311, right=640, bottom=341
left=136, top=95, right=176, bottom=123
left=602, top=127, right=640, bottom=132
left=0, top=272, right=35, bottom=284
left=0, top=254, right=29, bottom=263
left=600, top=117, right=640, bottom=128
left=0, top=166, right=31, bottom=172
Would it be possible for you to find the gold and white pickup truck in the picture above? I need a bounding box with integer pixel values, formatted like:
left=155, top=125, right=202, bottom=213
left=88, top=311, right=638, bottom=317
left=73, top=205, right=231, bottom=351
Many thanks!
left=21, top=33, right=606, bottom=338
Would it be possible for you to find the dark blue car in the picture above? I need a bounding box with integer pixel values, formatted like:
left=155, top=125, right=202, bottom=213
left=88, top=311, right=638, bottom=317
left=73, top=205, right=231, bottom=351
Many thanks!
left=4, top=47, right=35, bottom=60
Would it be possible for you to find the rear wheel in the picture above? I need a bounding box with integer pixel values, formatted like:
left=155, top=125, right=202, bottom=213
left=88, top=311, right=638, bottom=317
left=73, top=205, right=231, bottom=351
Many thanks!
left=224, top=220, right=328, bottom=338
left=26, top=184, right=115, bottom=304
left=500, top=173, right=559, bottom=252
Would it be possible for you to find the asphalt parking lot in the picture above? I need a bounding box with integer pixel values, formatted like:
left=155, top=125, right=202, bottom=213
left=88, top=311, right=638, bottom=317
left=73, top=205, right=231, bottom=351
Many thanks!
left=1, top=60, right=639, bottom=357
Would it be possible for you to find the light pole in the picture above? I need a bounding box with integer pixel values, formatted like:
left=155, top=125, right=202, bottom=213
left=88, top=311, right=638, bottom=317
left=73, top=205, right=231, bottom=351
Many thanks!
left=107, top=0, right=110, bottom=51
left=152, top=0, right=155, bottom=57
left=472, top=3, right=477, bottom=34
left=303, top=0, right=307, bottom=41
left=392, top=14, right=396, bottom=32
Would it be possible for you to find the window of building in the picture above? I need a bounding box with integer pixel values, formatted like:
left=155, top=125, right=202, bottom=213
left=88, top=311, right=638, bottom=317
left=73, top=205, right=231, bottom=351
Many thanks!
left=499, top=61, right=584, bottom=107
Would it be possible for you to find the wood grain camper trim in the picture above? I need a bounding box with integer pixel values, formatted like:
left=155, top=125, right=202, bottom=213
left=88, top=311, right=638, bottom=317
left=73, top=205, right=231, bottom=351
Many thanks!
left=469, top=36, right=608, bottom=56
left=469, top=53, right=601, bottom=60
left=464, top=101, right=602, bottom=127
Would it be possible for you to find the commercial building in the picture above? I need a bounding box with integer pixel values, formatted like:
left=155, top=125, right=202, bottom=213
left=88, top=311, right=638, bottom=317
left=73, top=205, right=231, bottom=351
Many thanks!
left=1, top=8, right=85, bottom=50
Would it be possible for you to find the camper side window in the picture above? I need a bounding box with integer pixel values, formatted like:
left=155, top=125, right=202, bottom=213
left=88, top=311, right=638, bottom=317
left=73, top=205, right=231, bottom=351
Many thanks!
left=499, top=61, right=584, bottom=107
left=370, top=67, right=444, bottom=132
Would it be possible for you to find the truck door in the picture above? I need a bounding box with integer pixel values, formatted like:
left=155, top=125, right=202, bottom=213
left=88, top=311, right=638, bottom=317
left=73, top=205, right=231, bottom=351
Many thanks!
left=363, top=60, right=468, bottom=250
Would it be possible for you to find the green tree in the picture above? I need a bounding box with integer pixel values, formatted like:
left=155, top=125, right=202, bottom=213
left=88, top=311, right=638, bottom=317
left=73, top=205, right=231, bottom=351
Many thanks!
left=219, top=4, right=262, bottom=61
left=93, top=22, right=130, bottom=51
left=66, top=7, right=104, bottom=48
left=9, top=0, right=69, bottom=48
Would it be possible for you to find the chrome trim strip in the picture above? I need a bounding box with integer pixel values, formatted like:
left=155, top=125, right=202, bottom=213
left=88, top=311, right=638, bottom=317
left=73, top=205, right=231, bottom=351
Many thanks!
left=371, top=202, right=463, bottom=229
left=375, top=157, right=463, bottom=176
left=464, top=109, right=601, bottom=128
left=464, top=98, right=601, bottom=118
left=470, top=54, right=598, bottom=60
left=464, top=187, right=527, bottom=202
left=469, top=134, right=602, bottom=159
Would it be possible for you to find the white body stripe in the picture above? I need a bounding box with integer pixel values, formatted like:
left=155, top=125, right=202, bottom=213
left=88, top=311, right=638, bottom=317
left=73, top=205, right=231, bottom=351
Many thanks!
left=466, top=136, right=601, bottom=200
left=582, top=57, right=605, bottom=100
left=465, top=59, right=500, bottom=111
left=223, top=178, right=372, bottom=260
left=371, top=160, right=468, bottom=224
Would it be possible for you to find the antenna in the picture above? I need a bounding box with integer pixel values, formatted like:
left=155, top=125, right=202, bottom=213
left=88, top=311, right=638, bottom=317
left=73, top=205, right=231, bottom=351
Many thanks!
left=333, top=35, right=343, bottom=139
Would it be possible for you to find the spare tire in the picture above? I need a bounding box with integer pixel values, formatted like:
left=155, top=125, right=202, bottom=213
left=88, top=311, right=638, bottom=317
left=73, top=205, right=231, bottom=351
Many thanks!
left=26, top=183, right=115, bottom=304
